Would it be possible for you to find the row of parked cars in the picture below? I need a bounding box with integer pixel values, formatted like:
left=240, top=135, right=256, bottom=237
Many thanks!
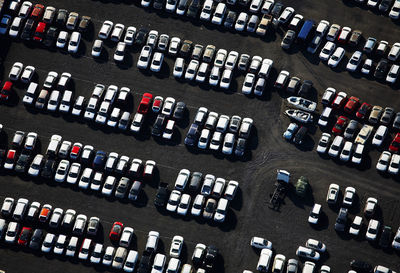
left=185, top=107, right=254, bottom=156
left=1, top=197, right=100, bottom=236
left=1, top=2, right=91, bottom=52
left=351, top=0, right=400, bottom=19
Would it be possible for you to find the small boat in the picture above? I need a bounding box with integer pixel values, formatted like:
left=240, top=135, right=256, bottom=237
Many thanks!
left=285, top=109, right=313, bottom=123
left=287, top=96, right=317, bottom=112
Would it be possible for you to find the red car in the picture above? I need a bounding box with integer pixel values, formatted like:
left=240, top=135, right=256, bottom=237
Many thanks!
left=70, top=143, right=82, bottom=160
left=356, top=102, right=372, bottom=119
left=4, top=149, right=17, bottom=169
left=137, top=93, right=153, bottom=115
left=18, top=227, right=33, bottom=246
left=332, top=116, right=349, bottom=135
left=30, top=4, right=45, bottom=21
left=0, top=81, right=13, bottom=101
left=389, top=133, right=400, bottom=153
left=331, top=92, right=347, bottom=109
left=33, top=22, right=46, bottom=42
left=109, top=222, right=123, bottom=241
left=344, top=96, right=360, bottom=114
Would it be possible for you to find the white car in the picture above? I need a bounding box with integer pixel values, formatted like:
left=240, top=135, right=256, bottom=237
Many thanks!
left=222, top=133, right=235, bottom=155
left=200, top=0, right=213, bottom=21
left=209, top=66, right=220, bottom=86
left=146, top=30, right=159, bottom=48
left=44, top=71, right=58, bottom=89
left=388, top=154, right=400, bottom=175
left=361, top=59, right=373, bottom=74
left=261, top=0, right=274, bottom=14
left=388, top=42, right=400, bottom=62
left=274, top=70, right=290, bottom=89
left=137, top=45, right=152, bottom=69
left=390, top=0, right=400, bottom=19
left=123, top=250, right=138, bottom=272
left=305, top=239, right=326, bottom=252
left=328, top=47, right=345, bottom=68
left=201, top=174, right=216, bottom=195
left=250, top=236, right=272, bottom=249
left=66, top=162, right=81, bottom=184
left=235, top=12, right=249, bottom=31
left=376, top=151, right=391, bottom=172
left=219, top=69, right=233, bottom=89
left=152, top=253, right=166, bottom=273
left=166, top=258, right=181, bottom=273
left=173, top=58, right=185, bottom=78
left=114, top=42, right=126, bottom=62
left=102, top=176, right=116, bottom=196
left=103, top=246, right=115, bottom=266
left=20, top=65, right=35, bottom=83
left=54, top=160, right=70, bottom=182
left=90, top=243, right=104, bottom=264
left=316, top=20, right=330, bottom=36
left=177, top=194, right=191, bottom=216
left=166, top=190, right=181, bottom=212
left=120, top=227, right=134, bottom=247
left=9, top=62, right=23, bottom=81
left=191, top=194, right=205, bottom=216
left=9, top=17, right=23, bottom=38
left=278, top=7, right=294, bottom=24
left=349, top=216, right=362, bottom=236
left=124, top=26, right=136, bottom=45
left=386, top=64, right=400, bottom=84
left=392, top=227, right=400, bottom=249
left=150, top=52, right=164, bottom=72
left=242, top=73, right=256, bottom=95
left=78, top=238, right=92, bottom=260
left=169, top=235, right=184, bottom=258
left=56, top=31, right=69, bottom=48
left=161, top=97, right=176, bottom=116
left=107, top=108, right=121, bottom=127
left=53, top=234, right=67, bottom=255
left=65, top=237, right=78, bottom=256
left=168, top=37, right=181, bottom=55
left=319, top=41, right=336, bottom=61
left=130, top=113, right=144, bottom=133
left=328, top=135, right=344, bottom=157
left=68, top=32, right=81, bottom=53
left=91, top=39, right=103, bottom=57
left=185, top=60, right=199, bottom=80
left=111, top=23, right=125, bottom=42
left=366, top=219, right=380, bottom=241
left=18, top=1, right=32, bottom=18
left=372, top=125, right=388, bottom=146
left=250, top=0, right=263, bottom=12
left=346, top=51, right=362, bottom=72
left=49, top=208, right=63, bottom=228
left=283, top=123, right=298, bottom=141
left=340, top=141, right=353, bottom=162
left=342, top=186, right=356, bottom=207
left=257, top=248, right=273, bottom=272
left=296, top=246, right=320, bottom=261
left=175, top=169, right=190, bottom=191
left=196, top=62, right=209, bottom=83
left=198, top=129, right=211, bottom=149
left=41, top=233, right=56, bottom=252
left=317, top=133, right=331, bottom=154
left=211, top=3, right=226, bottom=25
left=214, top=49, right=228, bottom=68
left=351, top=144, right=364, bottom=164
left=28, top=154, right=44, bottom=176
left=98, top=20, right=113, bottom=39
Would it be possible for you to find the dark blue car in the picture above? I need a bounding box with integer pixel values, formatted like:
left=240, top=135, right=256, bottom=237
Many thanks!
left=184, top=124, right=200, bottom=146
left=92, top=150, right=107, bottom=170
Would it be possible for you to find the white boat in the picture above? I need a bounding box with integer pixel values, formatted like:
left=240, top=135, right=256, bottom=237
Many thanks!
left=285, top=109, right=313, bottom=123
left=287, top=96, right=317, bottom=112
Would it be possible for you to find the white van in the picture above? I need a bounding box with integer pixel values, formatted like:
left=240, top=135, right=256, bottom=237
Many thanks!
left=211, top=3, right=226, bottom=25
left=22, top=82, right=38, bottom=105
left=59, top=90, right=73, bottom=113
left=46, top=134, right=62, bottom=157
left=257, top=248, right=273, bottom=272
left=213, top=198, right=228, bottom=222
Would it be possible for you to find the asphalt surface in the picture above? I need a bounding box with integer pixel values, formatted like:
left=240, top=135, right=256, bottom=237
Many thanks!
left=0, top=0, right=400, bottom=272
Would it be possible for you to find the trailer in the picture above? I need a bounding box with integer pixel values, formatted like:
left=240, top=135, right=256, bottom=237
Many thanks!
left=269, top=169, right=290, bottom=210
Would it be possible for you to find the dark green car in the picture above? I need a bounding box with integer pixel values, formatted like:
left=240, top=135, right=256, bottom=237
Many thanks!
left=295, top=176, right=309, bottom=198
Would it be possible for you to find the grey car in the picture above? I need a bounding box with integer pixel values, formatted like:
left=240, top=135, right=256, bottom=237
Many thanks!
left=173, top=102, right=186, bottom=120
left=238, top=54, right=250, bottom=71
left=281, top=30, right=296, bottom=50
left=335, top=207, right=348, bottom=232
left=235, top=138, right=247, bottom=157
left=87, top=216, right=100, bottom=235
left=115, top=177, right=130, bottom=199
left=393, top=112, right=400, bottom=129
left=344, top=120, right=359, bottom=140
left=380, top=107, right=394, bottom=125
left=286, top=259, right=299, bottom=273
left=224, top=11, right=237, bottom=28
left=247, top=15, right=259, bottom=33
left=189, top=172, right=203, bottom=192
left=229, top=116, right=242, bottom=133
left=29, top=229, right=44, bottom=250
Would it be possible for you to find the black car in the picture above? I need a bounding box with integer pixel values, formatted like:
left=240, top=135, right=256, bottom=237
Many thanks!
left=335, top=207, right=348, bottom=232
left=271, top=2, right=284, bottom=18
left=298, top=80, right=313, bottom=97
left=29, top=229, right=44, bottom=250
left=184, top=123, right=200, bottom=146
left=186, top=0, right=201, bottom=18
left=188, top=172, right=203, bottom=193
left=238, top=0, right=250, bottom=6
left=350, top=260, right=373, bottom=273
left=0, top=149, right=6, bottom=166
left=137, top=250, right=153, bottom=273
left=379, top=226, right=392, bottom=248
left=43, top=26, right=58, bottom=47
left=56, top=9, right=68, bottom=26
left=153, top=0, right=165, bottom=9
left=203, top=245, right=218, bottom=270
left=173, top=101, right=186, bottom=120
left=15, top=154, right=30, bottom=173
left=235, top=138, right=247, bottom=157
left=41, top=158, right=56, bottom=179
left=92, top=150, right=107, bottom=170
left=20, top=18, right=35, bottom=40
left=154, top=183, right=169, bottom=207
left=151, top=114, right=167, bottom=137
left=374, top=59, right=389, bottom=79
left=224, top=11, right=237, bottom=29
left=134, top=28, right=148, bottom=46
left=293, top=126, right=307, bottom=145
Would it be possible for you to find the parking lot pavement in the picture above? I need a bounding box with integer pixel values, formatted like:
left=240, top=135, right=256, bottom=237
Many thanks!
left=0, top=0, right=400, bottom=272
